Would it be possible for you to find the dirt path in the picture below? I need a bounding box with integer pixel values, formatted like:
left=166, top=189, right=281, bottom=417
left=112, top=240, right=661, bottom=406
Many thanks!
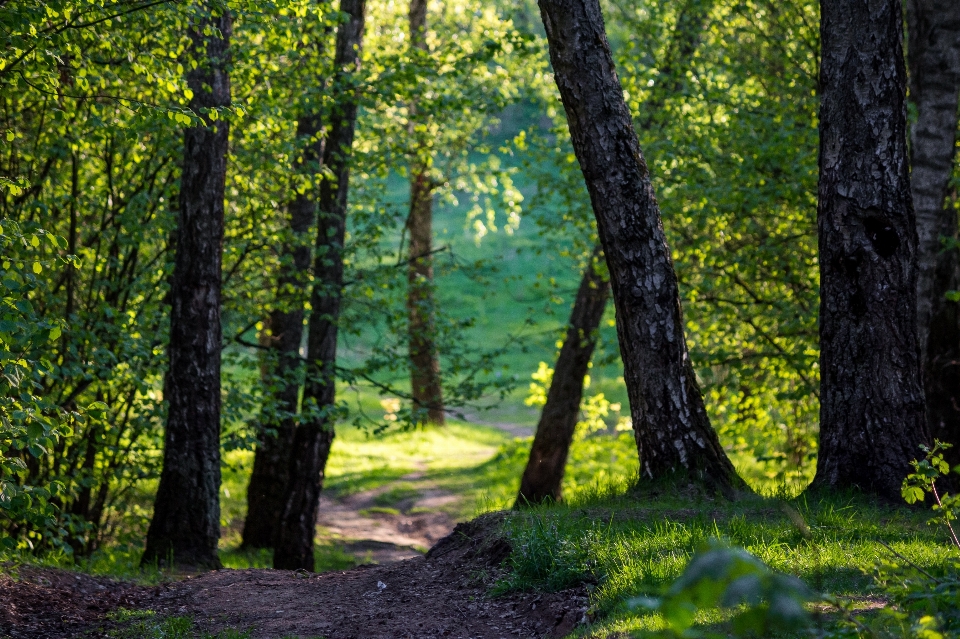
left=155, top=515, right=587, bottom=639
left=317, top=470, right=458, bottom=564
left=0, top=515, right=588, bottom=639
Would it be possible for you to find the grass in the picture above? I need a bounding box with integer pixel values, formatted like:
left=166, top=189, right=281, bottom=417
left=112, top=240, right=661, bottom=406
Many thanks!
left=495, top=487, right=957, bottom=637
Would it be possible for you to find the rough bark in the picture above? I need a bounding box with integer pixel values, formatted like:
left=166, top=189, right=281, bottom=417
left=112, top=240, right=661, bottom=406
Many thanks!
left=142, top=8, right=231, bottom=569
left=406, top=0, right=445, bottom=425
left=535, top=0, right=743, bottom=492
left=907, top=0, right=960, bottom=468
left=241, top=117, right=323, bottom=549
left=516, top=0, right=715, bottom=506
left=273, top=0, right=365, bottom=571
left=516, top=248, right=609, bottom=506
left=811, top=0, right=928, bottom=499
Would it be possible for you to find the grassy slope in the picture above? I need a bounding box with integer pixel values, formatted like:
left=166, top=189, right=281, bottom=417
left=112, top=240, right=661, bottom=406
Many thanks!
left=497, top=490, right=955, bottom=637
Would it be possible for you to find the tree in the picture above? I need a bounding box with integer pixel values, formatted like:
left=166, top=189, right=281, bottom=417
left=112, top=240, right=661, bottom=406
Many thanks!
left=142, top=6, right=231, bottom=569
left=273, top=0, right=366, bottom=571
left=535, top=0, right=743, bottom=493
left=405, top=0, right=446, bottom=425
left=242, top=68, right=330, bottom=552
left=907, top=0, right=960, bottom=471
left=516, top=247, right=608, bottom=505
left=811, top=0, right=928, bottom=499
left=516, top=0, right=715, bottom=505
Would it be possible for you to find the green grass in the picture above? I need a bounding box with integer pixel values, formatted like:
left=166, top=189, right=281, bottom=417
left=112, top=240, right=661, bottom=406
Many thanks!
left=495, top=488, right=957, bottom=637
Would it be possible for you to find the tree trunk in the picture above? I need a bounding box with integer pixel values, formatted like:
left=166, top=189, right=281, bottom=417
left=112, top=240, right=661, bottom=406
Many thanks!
left=907, top=0, right=960, bottom=470
left=406, top=0, right=445, bottom=425
left=242, top=117, right=323, bottom=549
left=516, top=0, right=715, bottom=506
left=273, top=0, right=365, bottom=571
left=516, top=248, right=609, bottom=506
left=142, top=8, right=231, bottom=569
left=811, top=0, right=928, bottom=499
left=535, top=0, right=743, bottom=493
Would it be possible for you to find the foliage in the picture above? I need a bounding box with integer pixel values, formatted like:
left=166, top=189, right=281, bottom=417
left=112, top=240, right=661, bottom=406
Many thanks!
left=523, top=361, right=629, bottom=438
left=0, top=220, right=80, bottom=550
left=630, top=539, right=813, bottom=637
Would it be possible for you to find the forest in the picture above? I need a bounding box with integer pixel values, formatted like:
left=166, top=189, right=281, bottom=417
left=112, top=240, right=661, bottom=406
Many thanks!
left=1, top=0, right=959, bottom=637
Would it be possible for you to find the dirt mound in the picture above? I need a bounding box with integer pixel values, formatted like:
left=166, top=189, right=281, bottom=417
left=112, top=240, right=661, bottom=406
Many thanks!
left=152, top=513, right=587, bottom=638
left=0, top=565, right=149, bottom=639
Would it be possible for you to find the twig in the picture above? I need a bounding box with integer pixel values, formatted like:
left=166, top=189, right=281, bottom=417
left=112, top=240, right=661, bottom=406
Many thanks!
left=876, top=540, right=941, bottom=583
left=931, top=481, right=960, bottom=550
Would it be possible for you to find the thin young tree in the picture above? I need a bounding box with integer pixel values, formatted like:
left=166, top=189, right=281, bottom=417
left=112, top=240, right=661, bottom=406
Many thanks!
left=273, top=0, right=366, bottom=571
left=907, top=0, right=960, bottom=467
left=142, top=6, right=231, bottom=569
left=535, top=0, right=743, bottom=493
left=811, top=0, right=928, bottom=498
left=516, top=0, right=715, bottom=506
left=406, top=0, right=445, bottom=425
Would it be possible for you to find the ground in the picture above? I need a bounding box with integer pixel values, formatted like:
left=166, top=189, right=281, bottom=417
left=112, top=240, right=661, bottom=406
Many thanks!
left=1, top=516, right=587, bottom=639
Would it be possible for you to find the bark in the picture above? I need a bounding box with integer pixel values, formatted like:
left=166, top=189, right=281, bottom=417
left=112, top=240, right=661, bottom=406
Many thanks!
left=535, top=0, right=743, bottom=492
left=406, top=0, right=445, bottom=425
left=515, top=0, right=716, bottom=506
left=241, top=117, right=323, bottom=549
left=142, top=8, right=231, bottom=569
left=516, top=248, right=609, bottom=506
left=273, top=0, right=365, bottom=571
left=907, top=0, right=960, bottom=468
left=811, top=0, right=928, bottom=499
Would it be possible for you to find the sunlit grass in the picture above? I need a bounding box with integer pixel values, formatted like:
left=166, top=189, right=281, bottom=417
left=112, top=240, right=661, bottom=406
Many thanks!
left=497, top=489, right=956, bottom=637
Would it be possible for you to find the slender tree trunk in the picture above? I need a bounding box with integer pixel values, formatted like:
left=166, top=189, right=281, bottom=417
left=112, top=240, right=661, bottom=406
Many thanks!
left=907, top=0, right=960, bottom=468
left=242, top=117, right=323, bottom=549
left=142, top=7, right=231, bottom=569
left=516, top=0, right=715, bottom=506
left=273, top=0, right=365, bottom=571
left=516, top=248, right=609, bottom=506
left=406, top=0, right=445, bottom=425
left=811, top=0, right=928, bottom=499
left=535, top=0, right=743, bottom=493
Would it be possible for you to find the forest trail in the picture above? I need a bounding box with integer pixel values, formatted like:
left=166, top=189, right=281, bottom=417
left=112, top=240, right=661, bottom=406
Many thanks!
left=315, top=420, right=531, bottom=566
left=0, top=515, right=588, bottom=639
left=316, top=470, right=459, bottom=564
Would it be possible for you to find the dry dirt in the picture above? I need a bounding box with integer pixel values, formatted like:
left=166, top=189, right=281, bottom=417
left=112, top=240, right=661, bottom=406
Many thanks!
left=0, top=515, right=588, bottom=639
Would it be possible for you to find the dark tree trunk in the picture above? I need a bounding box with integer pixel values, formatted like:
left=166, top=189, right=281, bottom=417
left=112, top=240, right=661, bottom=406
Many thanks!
left=242, top=117, right=323, bottom=549
left=273, top=0, right=365, bottom=571
left=907, top=0, right=960, bottom=469
left=142, top=8, right=231, bottom=569
left=516, top=0, right=715, bottom=506
left=811, top=0, right=928, bottom=499
left=535, top=0, right=743, bottom=493
left=406, top=0, right=445, bottom=425
left=516, top=248, right=609, bottom=506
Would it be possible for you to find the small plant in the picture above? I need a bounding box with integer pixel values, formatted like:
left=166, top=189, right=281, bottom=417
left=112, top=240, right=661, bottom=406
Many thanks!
left=630, top=538, right=813, bottom=637
left=902, top=441, right=960, bottom=550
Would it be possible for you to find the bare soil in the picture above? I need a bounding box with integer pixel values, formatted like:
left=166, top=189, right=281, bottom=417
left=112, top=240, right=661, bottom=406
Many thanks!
left=1, top=515, right=588, bottom=639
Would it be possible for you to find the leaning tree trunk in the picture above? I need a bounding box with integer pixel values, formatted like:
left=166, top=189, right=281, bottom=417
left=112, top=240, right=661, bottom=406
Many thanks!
left=406, top=0, right=445, bottom=425
left=273, top=0, right=365, bottom=572
left=535, top=0, right=743, bottom=493
left=142, top=7, right=231, bottom=569
left=241, top=116, right=324, bottom=549
left=907, top=0, right=960, bottom=470
left=811, top=0, right=928, bottom=499
left=516, top=248, right=609, bottom=506
left=516, top=0, right=715, bottom=506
